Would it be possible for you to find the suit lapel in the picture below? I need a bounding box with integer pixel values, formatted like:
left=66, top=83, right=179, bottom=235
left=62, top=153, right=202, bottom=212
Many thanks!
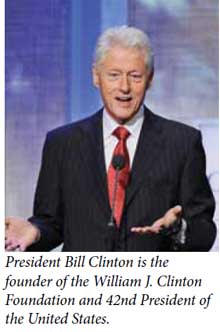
left=79, top=110, right=111, bottom=220
left=126, top=107, right=164, bottom=206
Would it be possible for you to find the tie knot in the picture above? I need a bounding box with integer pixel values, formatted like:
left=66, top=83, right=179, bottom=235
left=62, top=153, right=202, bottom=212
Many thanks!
left=113, top=126, right=130, bottom=141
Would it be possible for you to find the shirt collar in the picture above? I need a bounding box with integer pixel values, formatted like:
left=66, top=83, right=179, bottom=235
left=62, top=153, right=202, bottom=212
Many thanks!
left=103, top=107, right=144, bottom=140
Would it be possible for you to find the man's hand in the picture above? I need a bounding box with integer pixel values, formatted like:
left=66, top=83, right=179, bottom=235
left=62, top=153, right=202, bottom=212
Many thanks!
left=5, top=217, right=40, bottom=251
left=130, top=205, right=182, bottom=235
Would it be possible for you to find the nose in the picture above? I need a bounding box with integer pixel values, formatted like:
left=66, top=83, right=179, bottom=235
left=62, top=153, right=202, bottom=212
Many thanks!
left=119, top=74, right=130, bottom=93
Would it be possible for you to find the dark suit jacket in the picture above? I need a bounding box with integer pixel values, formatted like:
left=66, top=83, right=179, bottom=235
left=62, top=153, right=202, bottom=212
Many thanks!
left=28, top=107, right=216, bottom=251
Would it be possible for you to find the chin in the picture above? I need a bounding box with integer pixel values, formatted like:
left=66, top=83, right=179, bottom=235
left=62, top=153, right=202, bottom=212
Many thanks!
left=116, top=114, right=133, bottom=124
left=109, top=108, right=135, bottom=123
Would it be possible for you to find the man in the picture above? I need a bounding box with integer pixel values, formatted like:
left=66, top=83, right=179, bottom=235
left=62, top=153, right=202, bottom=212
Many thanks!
left=5, top=26, right=216, bottom=251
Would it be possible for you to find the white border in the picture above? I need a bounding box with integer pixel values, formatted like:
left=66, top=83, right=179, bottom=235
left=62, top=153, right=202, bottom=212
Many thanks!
left=0, top=0, right=5, bottom=252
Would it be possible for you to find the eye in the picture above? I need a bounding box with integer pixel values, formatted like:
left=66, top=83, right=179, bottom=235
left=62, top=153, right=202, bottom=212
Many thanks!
left=130, top=73, right=143, bottom=81
left=106, top=72, right=121, bottom=80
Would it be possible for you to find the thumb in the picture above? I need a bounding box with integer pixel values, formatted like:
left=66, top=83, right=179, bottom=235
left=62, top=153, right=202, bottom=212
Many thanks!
left=172, top=205, right=182, bottom=217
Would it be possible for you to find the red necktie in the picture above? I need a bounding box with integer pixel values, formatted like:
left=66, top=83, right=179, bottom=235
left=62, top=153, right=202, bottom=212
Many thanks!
left=107, top=126, right=130, bottom=227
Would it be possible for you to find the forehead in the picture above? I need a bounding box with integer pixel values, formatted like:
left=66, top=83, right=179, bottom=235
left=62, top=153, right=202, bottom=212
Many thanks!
left=99, top=46, right=146, bottom=69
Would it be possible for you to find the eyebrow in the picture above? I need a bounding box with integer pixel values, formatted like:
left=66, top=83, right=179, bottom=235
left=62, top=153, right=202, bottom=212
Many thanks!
left=106, top=69, right=143, bottom=74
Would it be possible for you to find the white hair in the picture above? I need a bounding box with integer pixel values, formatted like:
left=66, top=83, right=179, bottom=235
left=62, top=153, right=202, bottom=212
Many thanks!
left=94, top=25, right=154, bottom=72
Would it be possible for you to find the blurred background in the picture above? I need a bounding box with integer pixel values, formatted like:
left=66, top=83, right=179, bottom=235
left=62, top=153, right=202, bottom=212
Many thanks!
left=5, top=0, right=219, bottom=250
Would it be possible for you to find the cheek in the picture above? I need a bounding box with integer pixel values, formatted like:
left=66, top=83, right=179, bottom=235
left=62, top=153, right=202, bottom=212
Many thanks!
left=101, top=82, right=116, bottom=93
left=133, top=86, right=147, bottom=98
left=103, top=89, right=115, bottom=99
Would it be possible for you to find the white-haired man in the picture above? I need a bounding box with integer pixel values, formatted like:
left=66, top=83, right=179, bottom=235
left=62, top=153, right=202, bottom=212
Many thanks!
left=5, top=26, right=216, bottom=251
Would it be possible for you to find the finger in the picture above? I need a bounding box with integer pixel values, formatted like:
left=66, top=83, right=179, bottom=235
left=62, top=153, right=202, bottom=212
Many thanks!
left=5, top=238, right=13, bottom=246
left=5, top=235, right=20, bottom=248
left=5, top=246, right=20, bottom=252
left=5, top=242, right=19, bottom=251
left=172, top=205, right=182, bottom=215
left=148, top=225, right=162, bottom=233
left=149, top=217, right=166, bottom=232
left=5, top=236, right=19, bottom=246
left=5, top=228, right=11, bottom=237
left=164, top=205, right=182, bottom=224
left=5, top=218, right=11, bottom=225
left=131, top=226, right=148, bottom=233
left=19, top=243, right=27, bottom=252
left=151, top=217, right=164, bottom=227
left=130, top=226, right=157, bottom=234
left=5, top=238, right=26, bottom=251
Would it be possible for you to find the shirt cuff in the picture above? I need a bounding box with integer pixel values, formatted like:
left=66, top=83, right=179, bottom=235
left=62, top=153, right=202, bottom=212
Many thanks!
left=174, top=218, right=187, bottom=244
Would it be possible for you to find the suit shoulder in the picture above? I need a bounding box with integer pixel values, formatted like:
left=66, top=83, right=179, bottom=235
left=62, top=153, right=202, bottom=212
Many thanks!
left=46, top=110, right=102, bottom=143
left=151, top=112, right=200, bottom=139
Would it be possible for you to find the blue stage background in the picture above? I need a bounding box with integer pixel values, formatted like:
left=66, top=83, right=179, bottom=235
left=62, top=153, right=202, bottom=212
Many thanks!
left=5, top=0, right=219, bottom=250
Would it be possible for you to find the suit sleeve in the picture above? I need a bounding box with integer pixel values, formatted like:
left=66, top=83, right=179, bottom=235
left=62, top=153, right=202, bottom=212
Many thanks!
left=180, top=130, right=216, bottom=251
left=27, top=133, right=64, bottom=251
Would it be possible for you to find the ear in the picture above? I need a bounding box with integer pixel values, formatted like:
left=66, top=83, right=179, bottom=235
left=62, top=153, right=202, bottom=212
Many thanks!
left=92, top=65, right=100, bottom=88
left=146, top=69, right=154, bottom=89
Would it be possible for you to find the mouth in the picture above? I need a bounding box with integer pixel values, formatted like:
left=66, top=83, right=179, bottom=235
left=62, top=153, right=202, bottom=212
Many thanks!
left=115, top=96, right=132, bottom=102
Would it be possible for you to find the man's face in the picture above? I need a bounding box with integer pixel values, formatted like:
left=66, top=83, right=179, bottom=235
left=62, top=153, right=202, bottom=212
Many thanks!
left=93, top=46, right=153, bottom=124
